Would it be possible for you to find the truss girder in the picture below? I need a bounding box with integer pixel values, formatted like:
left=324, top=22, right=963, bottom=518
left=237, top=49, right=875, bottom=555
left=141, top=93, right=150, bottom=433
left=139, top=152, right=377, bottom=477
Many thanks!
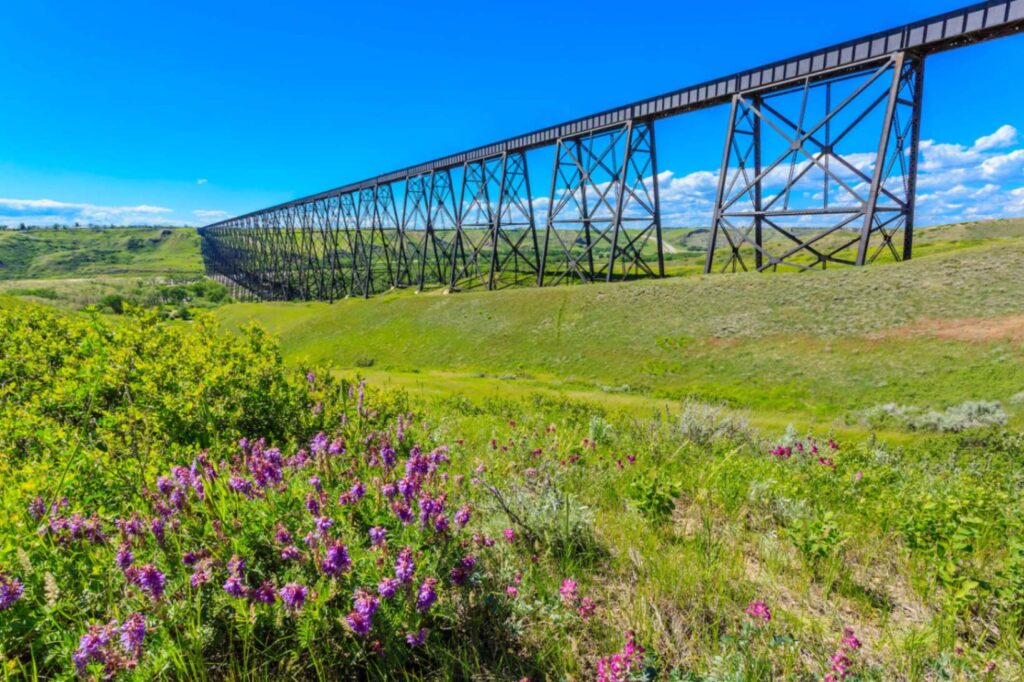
left=704, top=52, right=924, bottom=273
left=539, top=121, right=664, bottom=286
left=199, top=53, right=927, bottom=301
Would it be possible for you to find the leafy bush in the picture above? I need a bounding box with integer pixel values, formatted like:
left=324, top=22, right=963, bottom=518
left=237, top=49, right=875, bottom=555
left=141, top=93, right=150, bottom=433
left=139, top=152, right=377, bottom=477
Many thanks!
left=627, top=474, right=681, bottom=525
left=478, top=461, right=602, bottom=564
left=862, top=400, right=1008, bottom=432
left=673, top=400, right=753, bottom=447
left=898, top=492, right=990, bottom=610
left=99, top=293, right=126, bottom=314
left=0, top=306, right=541, bottom=678
left=786, top=510, right=845, bottom=567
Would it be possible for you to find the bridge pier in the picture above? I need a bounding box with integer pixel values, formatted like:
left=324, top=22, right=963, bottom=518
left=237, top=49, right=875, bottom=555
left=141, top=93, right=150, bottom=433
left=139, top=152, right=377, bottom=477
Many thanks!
left=539, top=120, right=664, bottom=286
left=400, top=172, right=458, bottom=292
left=705, top=52, right=925, bottom=273
left=449, top=152, right=540, bottom=292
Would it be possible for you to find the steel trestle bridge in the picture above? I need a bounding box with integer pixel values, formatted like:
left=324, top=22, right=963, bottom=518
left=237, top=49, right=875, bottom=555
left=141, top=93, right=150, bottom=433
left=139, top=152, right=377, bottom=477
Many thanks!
left=199, top=1, right=1024, bottom=300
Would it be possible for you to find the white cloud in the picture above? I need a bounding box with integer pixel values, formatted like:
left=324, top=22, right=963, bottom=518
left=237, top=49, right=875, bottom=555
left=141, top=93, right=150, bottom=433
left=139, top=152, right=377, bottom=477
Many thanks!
left=979, top=148, right=1024, bottom=180
left=973, top=124, right=1018, bottom=152
left=196, top=178, right=209, bottom=185
left=0, top=197, right=186, bottom=227
left=193, top=209, right=229, bottom=221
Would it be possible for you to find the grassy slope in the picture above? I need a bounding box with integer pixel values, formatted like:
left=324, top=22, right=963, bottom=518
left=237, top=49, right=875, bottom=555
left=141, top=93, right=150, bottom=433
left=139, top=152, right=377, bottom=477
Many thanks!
left=215, top=221, right=1024, bottom=431
left=0, top=227, right=202, bottom=280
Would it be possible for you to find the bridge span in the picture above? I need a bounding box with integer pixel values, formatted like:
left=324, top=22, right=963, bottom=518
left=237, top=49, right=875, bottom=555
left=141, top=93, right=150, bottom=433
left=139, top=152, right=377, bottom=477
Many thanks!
left=200, top=1, right=1023, bottom=300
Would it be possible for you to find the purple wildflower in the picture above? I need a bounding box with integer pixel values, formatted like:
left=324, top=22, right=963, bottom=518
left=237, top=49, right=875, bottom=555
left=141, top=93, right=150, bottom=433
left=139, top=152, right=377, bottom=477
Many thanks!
left=314, top=515, right=333, bottom=535
left=321, top=542, right=351, bottom=576
left=354, top=589, right=379, bottom=618
left=454, top=504, right=471, bottom=527
left=310, top=432, right=329, bottom=453
left=190, top=563, right=212, bottom=587
left=406, top=628, right=428, bottom=647
left=0, top=572, right=25, bottom=611
left=841, top=627, right=861, bottom=650
left=502, top=528, right=516, bottom=544
left=392, top=502, right=414, bottom=525
left=132, top=565, right=166, bottom=600
left=73, top=622, right=115, bottom=676
left=596, top=632, right=645, bottom=682
left=346, top=610, right=372, bottom=637
left=119, top=613, right=146, bottom=657
left=415, top=577, right=438, bottom=613
left=577, top=596, right=597, bottom=621
left=150, top=517, right=165, bottom=545
left=28, top=496, right=46, bottom=521
left=395, top=547, right=415, bottom=584
left=74, top=615, right=147, bottom=677
left=274, top=524, right=294, bottom=545
left=228, top=476, right=255, bottom=498
left=279, top=583, right=308, bottom=612
left=115, top=543, right=134, bottom=571
left=169, top=488, right=187, bottom=511
left=156, top=476, right=175, bottom=496
left=227, top=555, right=245, bottom=577
left=281, top=545, right=300, bottom=561
left=449, top=555, right=476, bottom=586
left=369, top=526, right=387, bottom=547
left=378, top=577, right=401, bottom=598
left=115, top=514, right=146, bottom=538
left=223, top=576, right=247, bottom=598
left=251, top=580, right=277, bottom=605
left=825, top=627, right=862, bottom=681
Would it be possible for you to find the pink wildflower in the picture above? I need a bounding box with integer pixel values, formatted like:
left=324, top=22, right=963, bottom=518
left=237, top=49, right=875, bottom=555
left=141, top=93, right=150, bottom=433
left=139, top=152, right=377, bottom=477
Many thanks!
left=559, top=579, right=578, bottom=604
left=745, top=600, right=771, bottom=624
left=596, top=631, right=645, bottom=682
left=577, top=596, right=597, bottom=621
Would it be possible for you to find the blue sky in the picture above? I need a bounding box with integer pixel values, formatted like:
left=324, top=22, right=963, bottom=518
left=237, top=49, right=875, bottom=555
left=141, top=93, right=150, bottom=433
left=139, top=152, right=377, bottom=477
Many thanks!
left=0, top=0, right=1022, bottom=227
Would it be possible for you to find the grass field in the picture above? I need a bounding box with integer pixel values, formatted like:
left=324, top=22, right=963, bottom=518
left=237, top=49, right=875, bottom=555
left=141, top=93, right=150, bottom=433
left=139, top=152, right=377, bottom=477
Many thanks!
left=0, top=227, right=220, bottom=313
left=3, top=219, right=1024, bottom=679
left=0, top=227, right=202, bottom=280
left=215, top=220, right=1024, bottom=434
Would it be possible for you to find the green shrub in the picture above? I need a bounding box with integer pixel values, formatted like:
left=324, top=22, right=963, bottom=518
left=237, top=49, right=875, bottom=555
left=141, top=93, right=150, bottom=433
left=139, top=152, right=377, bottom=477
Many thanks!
left=627, top=474, right=681, bottom=525
left=98, top=293, right=126, bottom=314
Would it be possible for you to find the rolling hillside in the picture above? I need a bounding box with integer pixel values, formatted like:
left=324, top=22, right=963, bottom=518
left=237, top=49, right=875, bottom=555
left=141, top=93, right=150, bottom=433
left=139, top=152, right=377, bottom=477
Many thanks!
left=215, top=220, right=1024, bottom=430
left=0, top=227, right=202, bottom=280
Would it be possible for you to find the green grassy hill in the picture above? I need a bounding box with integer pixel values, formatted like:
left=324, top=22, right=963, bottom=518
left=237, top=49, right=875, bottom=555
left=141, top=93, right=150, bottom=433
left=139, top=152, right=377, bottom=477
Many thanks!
left=4, top=218, right=1024, bottom=679
left=0, top=227, right=202, bottom=280
left=215, top=220, right=1024, bottom=432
